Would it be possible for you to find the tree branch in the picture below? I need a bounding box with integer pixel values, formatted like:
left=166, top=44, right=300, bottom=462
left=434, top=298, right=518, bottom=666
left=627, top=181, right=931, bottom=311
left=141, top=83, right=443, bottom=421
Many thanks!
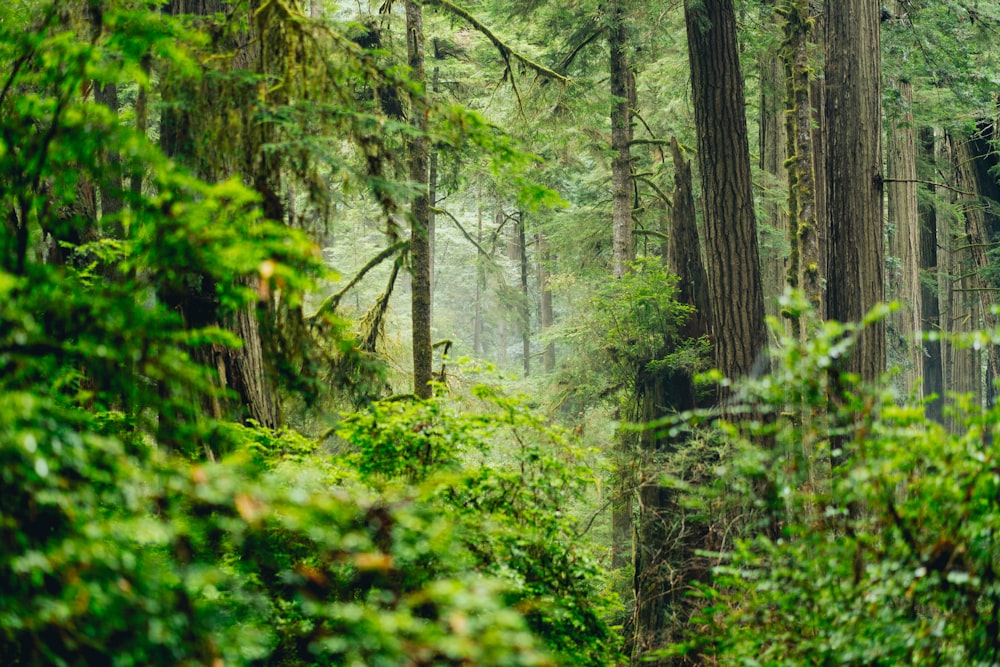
left=420, top=0, right=569, bottom=83
left=882, top=177, right=976, bottom=197
left=308, top=240, right=408, bottom=324
left=431, top=205, right=492, bottom=258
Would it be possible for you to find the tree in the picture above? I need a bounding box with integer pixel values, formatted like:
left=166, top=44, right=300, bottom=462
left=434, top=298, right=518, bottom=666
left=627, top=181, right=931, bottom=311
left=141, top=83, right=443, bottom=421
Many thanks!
left=610, top=0, right=636, bottom=279
left=823, top=0, right=884, bottom=383
left=684, top=0, right=768, bottom=380
left=406, top=0, right=434, bottom=399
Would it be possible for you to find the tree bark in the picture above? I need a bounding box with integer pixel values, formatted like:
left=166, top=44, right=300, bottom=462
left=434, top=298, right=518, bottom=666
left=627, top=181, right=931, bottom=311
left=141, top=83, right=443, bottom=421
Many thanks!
left=159, top=0, right=280, bottom=433
left=823, top=0, right=884, bottom=383
left=918, top=127, right=943, bottom=423
left=406, top=0, right=433, bottom=399
left=610, top=0, right=636, bottom=279
left=952, top=134, right=999, bottom=406
left=685, top=0, right=768, bottom=380
left=886, top=75, right=922, bottom=399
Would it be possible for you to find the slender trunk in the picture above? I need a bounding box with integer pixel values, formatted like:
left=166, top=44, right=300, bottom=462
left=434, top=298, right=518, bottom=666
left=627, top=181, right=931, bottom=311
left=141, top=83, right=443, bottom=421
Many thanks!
left=886, top=75, right=922, bottom=399
left=518, top=212, right=530, bottom=377
left=406, top=1, right=432, bottom=399
left=685, top=0, right=768, bottom=380
left=474, top=182, right=484, bottom=357
left=938, top=134, right=981, bottom=429
left=610, top=0, right=635, bottom=278
left=538, top=232, right=555, bottom=373
left=919, top=127, right=943, bottom=423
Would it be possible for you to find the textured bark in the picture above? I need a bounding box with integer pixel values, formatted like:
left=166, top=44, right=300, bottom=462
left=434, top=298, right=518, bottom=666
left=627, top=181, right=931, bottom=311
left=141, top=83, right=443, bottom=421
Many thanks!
left=952, top=135, right=999, bottom=405
left=886, top=77, right=923, bottom=399
left=610, top=0, right=636, bottom=279
left=783, top=0, right=820, bottom=318
left=938, top=135, right=981, bottom=429
left=406, top=1, right=433, bottom=399
left=824, top=0, right=884, bottom=382
left=685, top=0, right=768, bottom=380
left=669, top=138, right=712, bottom=340
left=918, top=128, right=943, bottom=423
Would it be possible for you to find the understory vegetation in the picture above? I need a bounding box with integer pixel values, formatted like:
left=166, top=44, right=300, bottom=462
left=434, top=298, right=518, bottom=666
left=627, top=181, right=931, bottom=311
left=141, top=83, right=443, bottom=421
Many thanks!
left=3, top=1, right=1000, bottom=666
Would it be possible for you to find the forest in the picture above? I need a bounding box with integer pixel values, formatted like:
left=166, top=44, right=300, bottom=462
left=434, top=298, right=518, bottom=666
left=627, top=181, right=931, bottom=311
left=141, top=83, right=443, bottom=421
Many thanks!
left=3, top=0, right=1000, bottom=665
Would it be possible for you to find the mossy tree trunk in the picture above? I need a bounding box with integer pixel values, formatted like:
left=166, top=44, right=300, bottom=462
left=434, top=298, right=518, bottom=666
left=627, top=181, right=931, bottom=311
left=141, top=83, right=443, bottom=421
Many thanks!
left=406, top=0, right=433, bottom=399
left=159, top=0, right=280, bottom=436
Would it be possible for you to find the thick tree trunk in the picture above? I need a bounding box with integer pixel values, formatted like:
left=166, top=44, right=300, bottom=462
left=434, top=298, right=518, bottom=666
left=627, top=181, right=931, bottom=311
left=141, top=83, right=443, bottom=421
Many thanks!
left=823, top=0, right=884, bottom=383
left=685, top=0, right=768, bottom=380
left=160, top=0, right=280, bottom=433
left=886, top=76, right=923, bottom=400
left=406, top=1, right=433, bottom=399
left=952, top=134, right=1000, bottom=405
left=610, top=0, right=636, bottom=279
left=938, top=135, right=981, bottom=429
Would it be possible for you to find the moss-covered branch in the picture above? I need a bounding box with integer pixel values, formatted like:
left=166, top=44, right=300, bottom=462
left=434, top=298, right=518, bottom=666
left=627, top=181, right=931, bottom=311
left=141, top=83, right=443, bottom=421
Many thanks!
left=421, top=0, right=569, bottom=83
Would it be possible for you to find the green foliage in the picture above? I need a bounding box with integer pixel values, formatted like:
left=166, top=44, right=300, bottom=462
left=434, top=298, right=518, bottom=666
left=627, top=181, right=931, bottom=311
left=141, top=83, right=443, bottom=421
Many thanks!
left=554, top=257, right=708, bottom=408
left=338, top=385, right=623, bottom=665
left=665, top=300, right=1000, bottom=665
left=0, top=2, right=614, bottom=665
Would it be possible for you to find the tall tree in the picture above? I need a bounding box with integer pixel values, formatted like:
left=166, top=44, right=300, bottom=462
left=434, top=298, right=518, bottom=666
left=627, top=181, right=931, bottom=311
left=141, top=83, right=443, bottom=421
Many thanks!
left=824, top=0, right=884, bottom=382
left=159, top=0, right=281, bottom=432
left=684, top=0, right=768, bottom=379
left=610, top=0, right=636, bottom=279
left=407, top=0, right=433, bottom=399
left=885, top=74, right=922, bottom=398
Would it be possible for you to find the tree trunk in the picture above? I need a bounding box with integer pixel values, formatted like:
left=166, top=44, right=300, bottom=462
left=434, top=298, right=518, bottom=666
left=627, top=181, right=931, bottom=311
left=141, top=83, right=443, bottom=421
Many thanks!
left=952, top=134, right=1000, bottom=405
left=782, top=0, right=820, bottom=320
left=760, top=37, right=789, bottom=322
left=630, top=137, right=714, bottom=666
left=406, top=0, right=433, bottom=399
left=538, top=232, right=555, bottom=373
left=918, top=127, right=944, bottom=423
left=610, top=0, right=636, bottom=279
left=159, top=0, right=280, bottom=434
left=518, top=212, right=531, bottom=377
left=938, top=134, right=981, bottom=430
left=885, top=75, right=922, bottom=400
left=684, top=0, right=768, bottom=380
left=823, top=0, right=884, bottom=383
